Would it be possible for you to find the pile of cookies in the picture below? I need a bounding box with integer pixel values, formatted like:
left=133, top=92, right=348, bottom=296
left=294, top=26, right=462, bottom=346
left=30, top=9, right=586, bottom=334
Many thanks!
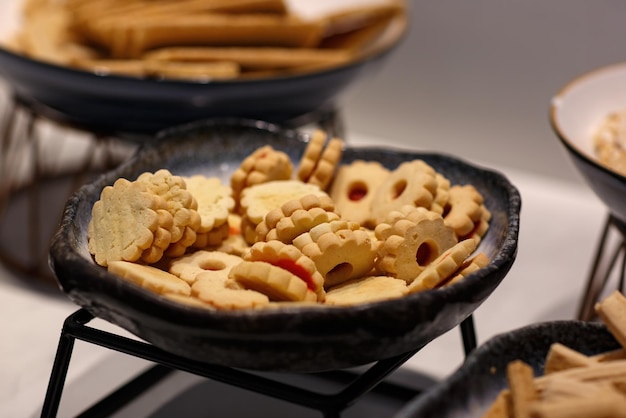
left=87, top=130, right=491, bottom=310
left=593, top=109, right=626, bottom=177
left=483, top=290, right=626, bottom=418
left=6, top=0, right=406, bottom=80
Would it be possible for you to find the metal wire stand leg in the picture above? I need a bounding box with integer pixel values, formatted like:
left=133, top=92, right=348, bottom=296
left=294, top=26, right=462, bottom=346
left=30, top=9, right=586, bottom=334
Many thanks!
left=577, top=214, right=626, bottom=321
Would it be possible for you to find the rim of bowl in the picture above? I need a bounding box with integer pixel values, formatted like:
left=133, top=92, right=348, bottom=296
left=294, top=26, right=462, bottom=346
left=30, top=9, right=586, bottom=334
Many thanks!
left=549, top=61, right=626, bottom=184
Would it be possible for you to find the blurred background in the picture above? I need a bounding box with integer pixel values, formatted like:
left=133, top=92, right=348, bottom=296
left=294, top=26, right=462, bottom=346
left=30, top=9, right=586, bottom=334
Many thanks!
left=343, top=0, right=626, bottom=185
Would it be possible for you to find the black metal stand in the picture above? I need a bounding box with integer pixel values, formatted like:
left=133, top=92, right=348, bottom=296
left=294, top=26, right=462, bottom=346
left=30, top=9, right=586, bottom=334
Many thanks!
left=577, top=213, right=626, bottom=321
left=41, top=309, right=477, bottom=418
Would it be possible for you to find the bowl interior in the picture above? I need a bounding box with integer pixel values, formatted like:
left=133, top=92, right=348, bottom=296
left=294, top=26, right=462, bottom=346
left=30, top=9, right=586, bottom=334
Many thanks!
left=551, top=62, right=626, bottom=160
left=550, top=62, right=626, bottom=223
left=49, top=119, right=521, bottom=372
left=395, top=320, right=621, bottom=418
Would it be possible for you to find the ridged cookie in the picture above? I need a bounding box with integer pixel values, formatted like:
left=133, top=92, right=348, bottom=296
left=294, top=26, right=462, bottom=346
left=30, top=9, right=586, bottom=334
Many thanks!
left=88, top=177, right=173, bottom=266
left=375, top=206, right=457, bottom=283
left=407, top=238, right=479, bottom=293
left=244, top=240, right=325, bottom=301
left=328, top=160, right=390, bottom=227
left=369, top=159, right=438, bottom=225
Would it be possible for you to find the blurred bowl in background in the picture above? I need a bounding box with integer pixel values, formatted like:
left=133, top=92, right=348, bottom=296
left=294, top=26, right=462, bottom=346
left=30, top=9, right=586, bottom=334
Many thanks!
left=550, top=62, right=626, bottom=225
left=0, top=0, right=408, bottom=137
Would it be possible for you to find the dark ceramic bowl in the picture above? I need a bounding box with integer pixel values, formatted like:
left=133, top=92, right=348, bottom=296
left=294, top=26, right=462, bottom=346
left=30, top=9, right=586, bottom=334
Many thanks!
left=396, top=320, right=620, bottom=418
left=0, top=8, right=406, bottom=136
left=48, top=119, right=521, bottom=372
left=550, top=62, right=626, bottom=225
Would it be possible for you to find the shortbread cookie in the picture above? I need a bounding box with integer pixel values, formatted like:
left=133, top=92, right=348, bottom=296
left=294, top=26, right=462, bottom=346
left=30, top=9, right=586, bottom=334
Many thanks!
left=193, top=223, right=231, bottom=249
left=375, top=207, right=457, bottom=282
left=369, top=159, right=438, bottom=225
left=231, top=145, right=294, bottom=207
left=328, top=160, right=390, bottom=227
left=325, top=275, right=408, bottom=306
left=442, top=251, right=489, bottom=287
left=162, top=293, right=216, bottom=310
left=430, top=173, right=451, bottom=215
left=136, top=169, right=202, bottom=257
left=88, top=177, right=174, bottom=266
left=184, top=175, right=234, bottom=233
left=191, top=275, right=270, bottom=310
left=229, top=260, right=318, bottom=302
left=303, top=137, right=343, bottom=191
left=442, top=184, right=490, bottom=239
left=407, top=238, right=479, bottom=293
left=168, top=250, right=244, bottom=284
left=256, top=194, right=340, bottom=243
left=108, top=260, right=191, bottom=296
left=244, top=240, right=325, bottom=301
left=292, top=219, right=362, bottom=249
left=296, top=129, right=326, bottom=183
left=296, top=227, right=376, bottom=288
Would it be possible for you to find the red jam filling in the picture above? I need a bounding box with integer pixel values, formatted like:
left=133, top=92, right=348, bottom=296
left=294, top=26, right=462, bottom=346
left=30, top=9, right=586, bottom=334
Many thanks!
left=273, top=259, right=316, bottom=291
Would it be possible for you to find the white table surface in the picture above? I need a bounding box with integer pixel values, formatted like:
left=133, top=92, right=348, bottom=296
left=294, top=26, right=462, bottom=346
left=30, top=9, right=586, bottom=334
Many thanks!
left=0, top=129, right=613, bottom=418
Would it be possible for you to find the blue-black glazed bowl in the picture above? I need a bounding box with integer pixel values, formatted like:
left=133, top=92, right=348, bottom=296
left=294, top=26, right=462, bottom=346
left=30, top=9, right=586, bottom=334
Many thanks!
left=395, top=320, right=620, bottom=418
left=550, top=62, right=626, bottom=225
left=0, top=9, right=407, bottom=137
left=49, top=118, right=521, bottom=372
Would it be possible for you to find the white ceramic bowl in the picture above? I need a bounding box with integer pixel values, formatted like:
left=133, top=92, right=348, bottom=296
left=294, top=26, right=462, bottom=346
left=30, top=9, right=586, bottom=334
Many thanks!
left=550, top=62, right=626, bottom=224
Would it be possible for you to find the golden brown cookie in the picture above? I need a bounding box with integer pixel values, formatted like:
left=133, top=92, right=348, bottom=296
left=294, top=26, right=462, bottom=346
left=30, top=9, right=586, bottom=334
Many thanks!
left=374, top=206, right=457, bottom=282
left=304, top=137, right=344, bottom=191
left=430, top=173, right=451, bottom=215
left=296, top=227, right=376, bottom=288
left=324, top=275, right=408, bottom=306
left=244, top=240, right=325, bottom=302
left=328, top=160, right=390, bottom=227
left=239, top=180, right=327, bottom=225
left=191, top=274, right=270, bottom=310
left=441, top=251, right=489, bottom=287
left=168, top=250, right=244, bottom=284
left=407, top=238, right=478, bottom=293
left=256, top=194, right=340, bottom=243
left=229, top=260, right=318, bottom=302
left=88, top=177, right=173, bottom=267
left=369, top=159, right=438, bottom=225
left=296, top=129, right=327, bottom=183
left=231, top=145, right=294, bottom=207
left=136, top=169, right=202, bottom=257
left=183, top=174, right=234, bottom=234
left=107, top=260, right=191, bottom=296
left=442, top=184, right=490, bottom=240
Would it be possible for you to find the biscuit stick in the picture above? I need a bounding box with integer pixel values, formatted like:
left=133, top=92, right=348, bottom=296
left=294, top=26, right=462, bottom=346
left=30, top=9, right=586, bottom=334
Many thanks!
left=595, top=290, right=626, bottom=348
left=142, top=47, right=353, bottom=71
left=543, top=343, right=597, bottom=374
left=506, top=360, right=537, bottom=418
left=101, top=14, right=325, bottom=58
left=528, top=394, right=626, bottom=418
